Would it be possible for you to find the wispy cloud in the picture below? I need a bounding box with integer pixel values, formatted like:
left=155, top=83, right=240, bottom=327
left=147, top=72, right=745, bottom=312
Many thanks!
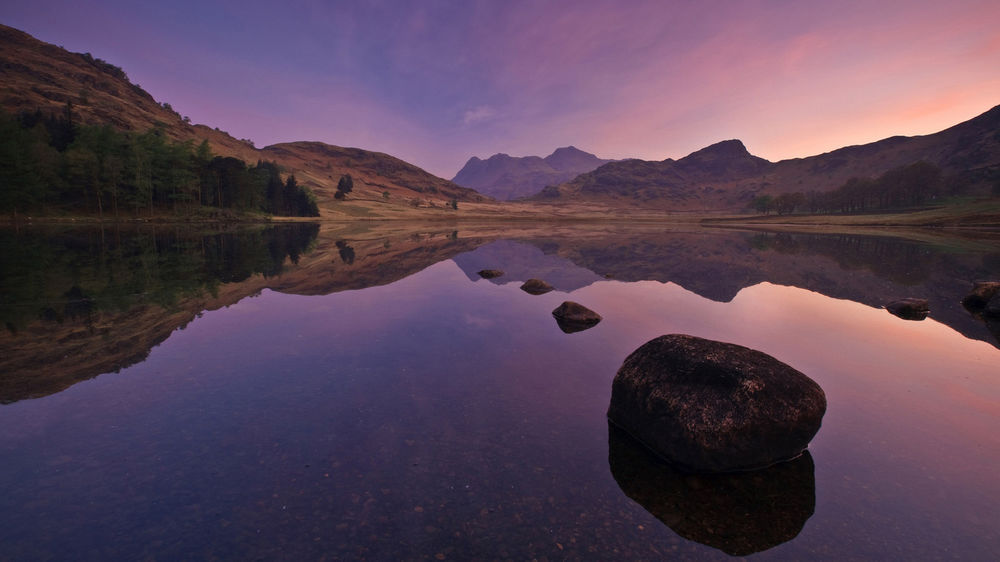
left=462, top=105, right=496, bottom=125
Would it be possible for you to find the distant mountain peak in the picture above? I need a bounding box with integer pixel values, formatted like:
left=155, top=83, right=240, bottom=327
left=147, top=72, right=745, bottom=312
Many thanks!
left=549, top=145, right=584, bottom=156
left=686, top=139, right=752, bottom=159
left=452, top=146, right=611, bottom=200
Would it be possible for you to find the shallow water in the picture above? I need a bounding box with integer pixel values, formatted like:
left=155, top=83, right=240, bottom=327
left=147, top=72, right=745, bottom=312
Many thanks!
left=1, top=223, right=998, bottom=560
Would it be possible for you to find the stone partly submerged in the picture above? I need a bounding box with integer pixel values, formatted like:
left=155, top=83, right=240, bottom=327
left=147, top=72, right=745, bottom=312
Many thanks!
left=609, top=424, right=815, bottom=556
left=961, top=281, right=1000, bottom=311
left=608, top=334, right=826, bottom=473
left=477, top=269, right=504, bottom=279
left=551, top=301, right=602, bottom=333
left=520, top=278, right=554, bottom=295
left=961, top=282, right=1000, bottom=346
left=986, top=294, right=1000, bottom=318
left=885, top=298, right=930, bottom=320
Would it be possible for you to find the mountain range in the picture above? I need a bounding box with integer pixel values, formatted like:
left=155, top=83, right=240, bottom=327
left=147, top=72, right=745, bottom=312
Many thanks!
left=451, top=146, right=611, bottom=200
left=1, top=22, right=998, bottom=215
left=533, top=110, right=1000, bottom=210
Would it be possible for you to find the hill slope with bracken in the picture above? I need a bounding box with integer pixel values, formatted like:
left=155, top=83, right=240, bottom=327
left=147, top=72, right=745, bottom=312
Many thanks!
left=535, top=106, right=1000, bottom=210
left=0, top=23, right=487, bottom=216
left=452, top=146, right=610, bottom=200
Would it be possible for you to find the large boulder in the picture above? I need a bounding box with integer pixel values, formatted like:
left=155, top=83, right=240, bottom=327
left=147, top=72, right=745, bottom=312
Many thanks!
left=551, top=301, right=602, bottom=333
left=885, top=298, right=929, bottom=320
left=961, top=281, right=1000, bottom=311
left=477, top=269, right=504, bottom=279
left=520, top=278, right=554, bottom=295
left=608, top=334, right=826, bottom=473
left=609, top=424, right=815, bottom=556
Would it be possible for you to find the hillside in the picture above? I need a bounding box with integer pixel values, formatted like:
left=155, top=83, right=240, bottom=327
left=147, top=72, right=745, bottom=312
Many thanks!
left=535, top=107, right=1000, bottom=210
left=452, top=146, right=610, bottom=200
left=0, top=23, right=487, bottom=217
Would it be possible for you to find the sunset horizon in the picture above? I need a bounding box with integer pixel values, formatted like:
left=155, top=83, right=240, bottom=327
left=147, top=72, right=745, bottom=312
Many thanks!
left=2, top=0, right=998, bottom=178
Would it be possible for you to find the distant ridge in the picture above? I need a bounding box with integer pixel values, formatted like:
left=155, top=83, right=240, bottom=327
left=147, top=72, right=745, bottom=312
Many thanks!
left=452, top=146, right=610, bottom=200
left=534, top=106, right=1000, bottom=210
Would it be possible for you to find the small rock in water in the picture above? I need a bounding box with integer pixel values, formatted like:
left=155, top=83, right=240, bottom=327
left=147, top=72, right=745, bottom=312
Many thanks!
left=520, top=278, right=554, bottom=295
left=985, top=293, right=1000, bottom=318
left=885, top=298, right=930, bottom=320
left=551, top=301, right=602, bottom=333
left=477, top=269, right=504, bottom=279
left=608, top=334, right=826, bottom=473
left=961, top=281, right=1000, bottom=311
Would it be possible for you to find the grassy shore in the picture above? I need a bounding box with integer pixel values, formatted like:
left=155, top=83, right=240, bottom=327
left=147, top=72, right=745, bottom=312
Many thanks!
left=6, top=198, right=1000, bottom=228
left=701, top=199, right=1000, bottom=229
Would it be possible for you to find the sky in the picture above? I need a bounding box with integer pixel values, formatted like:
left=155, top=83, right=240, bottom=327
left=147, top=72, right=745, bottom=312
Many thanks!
left=3, top=0, right=999, bottom=178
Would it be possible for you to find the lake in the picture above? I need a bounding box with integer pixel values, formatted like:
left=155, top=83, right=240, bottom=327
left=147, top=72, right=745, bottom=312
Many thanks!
left=1, top=222, right=998, bottom=560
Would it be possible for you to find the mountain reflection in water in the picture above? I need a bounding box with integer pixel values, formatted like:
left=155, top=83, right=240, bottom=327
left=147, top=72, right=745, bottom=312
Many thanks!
left=1, top=222, right=998, bottom=560
left=2, top=223, right=998, bottom=402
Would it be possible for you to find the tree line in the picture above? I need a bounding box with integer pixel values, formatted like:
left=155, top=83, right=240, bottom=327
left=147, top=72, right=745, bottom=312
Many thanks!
left=751, top=161, right=964, bottom=215
left=0, top=105, right=319, bottom=218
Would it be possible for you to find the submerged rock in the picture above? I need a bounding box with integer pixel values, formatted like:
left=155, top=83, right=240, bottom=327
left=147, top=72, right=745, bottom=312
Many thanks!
left=520, top=278, right=554, bottom=295
left=551, top=301, right=602, bottom=333
left=985, top=294, right=1000, bottom=318
left=961, top=281, right=1000, bottom=311
left=609, top=424, right=815, bottom=556
left=986, top=318, right=1000, bottom=345
left=886, top=298, right=930, bottom=320
left=477, top=269, right=504, bottom=279
left=608, top=334, right=826, bottom=473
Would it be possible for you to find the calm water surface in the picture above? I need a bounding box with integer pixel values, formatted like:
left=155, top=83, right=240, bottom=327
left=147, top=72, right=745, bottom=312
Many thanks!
left=1, top=223, right=998, bottom=560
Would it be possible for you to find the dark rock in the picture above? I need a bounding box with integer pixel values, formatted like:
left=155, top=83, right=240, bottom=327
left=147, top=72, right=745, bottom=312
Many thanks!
left=985, top=293, right=1000, bottom=318
left=886, top=298, right=930, bottom=320
left=609, top=424, right=815, bottom=556
left=551, top=301, right=602, bottom=333
left=961, top=281, right=1000, bottom=311
left=477, top=269, right=504, bottom=279
left=520, top=278, right=554, bottom=295
left=608, top=334, right=826, bottom=473
left=985, top=318, right=1000, bottom=346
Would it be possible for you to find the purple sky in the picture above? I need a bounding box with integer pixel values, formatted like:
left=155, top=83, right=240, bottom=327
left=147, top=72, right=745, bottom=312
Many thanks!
left=3, top=0, right=999, bottom=177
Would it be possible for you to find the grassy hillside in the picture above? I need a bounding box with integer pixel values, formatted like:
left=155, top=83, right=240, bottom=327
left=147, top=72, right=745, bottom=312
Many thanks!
left=0, top=24, right=488, bottom=218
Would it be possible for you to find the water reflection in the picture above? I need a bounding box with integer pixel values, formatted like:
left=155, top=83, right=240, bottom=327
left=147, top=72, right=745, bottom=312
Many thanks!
left=2, top=222, right=998, bottom=406
left=508, top=227, right=1000, bottom=346
left=0, top=223, right=318, bottom=402
left=1, top=223, right=998, bottom=560
left=608, top=424, right=815, bottom=556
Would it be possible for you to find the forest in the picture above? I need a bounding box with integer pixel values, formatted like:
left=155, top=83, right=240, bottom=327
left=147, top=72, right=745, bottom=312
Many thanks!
left=750, top=161, right=978, bottom=215
left=0, top=105, right=319, bottom=218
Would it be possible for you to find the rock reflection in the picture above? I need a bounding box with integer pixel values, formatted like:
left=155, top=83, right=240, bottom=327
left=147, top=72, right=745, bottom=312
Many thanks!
left=608, top=424, right=815, bottom=556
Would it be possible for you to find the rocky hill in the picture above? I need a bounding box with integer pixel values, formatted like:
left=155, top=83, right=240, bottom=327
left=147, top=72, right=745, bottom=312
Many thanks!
left=452, top=146, right=610, bottom=200
left=535, top=107, right=1000, bottom=210
left=0, top=23, right=486, bottom=216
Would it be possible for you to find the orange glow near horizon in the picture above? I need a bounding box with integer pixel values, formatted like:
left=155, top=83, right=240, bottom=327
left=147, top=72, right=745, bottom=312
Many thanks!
left=3, top=0, right=999, bottom=175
